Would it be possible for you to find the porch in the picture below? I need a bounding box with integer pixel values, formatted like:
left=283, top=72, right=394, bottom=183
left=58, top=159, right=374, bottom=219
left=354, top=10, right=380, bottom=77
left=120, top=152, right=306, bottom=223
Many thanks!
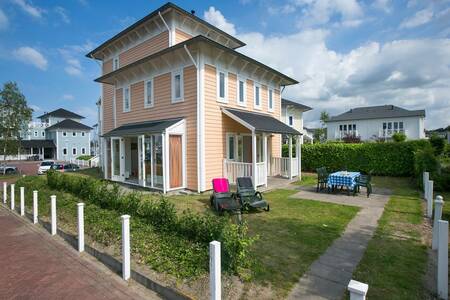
left=221, top=108, right=302, bottom=187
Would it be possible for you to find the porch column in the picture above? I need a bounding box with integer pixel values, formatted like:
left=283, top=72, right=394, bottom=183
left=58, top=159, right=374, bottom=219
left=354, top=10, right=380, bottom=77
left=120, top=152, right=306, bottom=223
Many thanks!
left=162, top=133, right=167, bottom=194
left=252, top=131, right=257, bottom=186
left=263, top=133, right=268, bottom=187
left=141, top=135, right=145, bottom=187
left=288, top=135, right=293, bottom=179
left=296, top=135, right=302, bottom=180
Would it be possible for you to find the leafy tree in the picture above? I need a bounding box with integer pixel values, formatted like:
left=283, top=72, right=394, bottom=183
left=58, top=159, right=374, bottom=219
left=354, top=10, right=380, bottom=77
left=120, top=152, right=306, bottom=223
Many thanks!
left=314, top=110, right=329, bottom=143
left=0, top=82, right=33, bottom=160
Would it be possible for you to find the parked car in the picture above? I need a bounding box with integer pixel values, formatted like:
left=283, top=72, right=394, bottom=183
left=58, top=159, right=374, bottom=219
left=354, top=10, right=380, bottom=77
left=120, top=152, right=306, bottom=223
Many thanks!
left=50, top=163, right=80, bottom=173
left=38, top=160, right=55, bottom=175
left=0, top=164, right=17, bottom=175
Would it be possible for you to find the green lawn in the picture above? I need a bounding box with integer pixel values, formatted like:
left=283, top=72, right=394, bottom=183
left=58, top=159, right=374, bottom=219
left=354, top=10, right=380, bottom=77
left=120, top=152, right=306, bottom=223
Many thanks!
left=294, top=173, right=317, bottom=187
left=351, top=177, right=428, bottom=299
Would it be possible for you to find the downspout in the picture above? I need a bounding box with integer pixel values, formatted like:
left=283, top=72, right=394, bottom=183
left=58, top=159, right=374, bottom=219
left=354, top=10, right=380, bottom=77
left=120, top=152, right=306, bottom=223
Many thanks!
left=158, top=11, right=172, bottom=47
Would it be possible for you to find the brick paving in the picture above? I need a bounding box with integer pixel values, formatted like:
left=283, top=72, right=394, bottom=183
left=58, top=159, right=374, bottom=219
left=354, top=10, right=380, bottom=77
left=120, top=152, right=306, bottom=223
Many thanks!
left=0, top=205, right=160, bottom=300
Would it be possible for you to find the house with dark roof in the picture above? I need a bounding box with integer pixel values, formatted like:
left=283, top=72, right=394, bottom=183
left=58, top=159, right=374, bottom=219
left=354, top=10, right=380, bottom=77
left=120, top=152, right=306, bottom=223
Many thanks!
left=281, top=98, right=313, bottom=143
left=19, top=108, right=92, bottom=160
left=89, top=2, right=302, bottom=193
left=326, top=105, right=426, bottom=141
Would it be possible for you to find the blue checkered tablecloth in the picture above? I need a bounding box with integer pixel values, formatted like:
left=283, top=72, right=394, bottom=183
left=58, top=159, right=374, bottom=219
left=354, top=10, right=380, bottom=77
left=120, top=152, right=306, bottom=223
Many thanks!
left=327, top=171, right=361, bottom=189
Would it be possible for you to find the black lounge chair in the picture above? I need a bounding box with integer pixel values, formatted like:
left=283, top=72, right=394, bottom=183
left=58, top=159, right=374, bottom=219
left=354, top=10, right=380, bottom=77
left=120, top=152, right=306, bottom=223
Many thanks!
left=236, top=177, right=269, bottom=211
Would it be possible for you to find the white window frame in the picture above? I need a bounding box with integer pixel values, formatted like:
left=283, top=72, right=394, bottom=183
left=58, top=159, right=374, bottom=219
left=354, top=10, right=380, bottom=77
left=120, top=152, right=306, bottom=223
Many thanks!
left=216, top=69, right=228, bottom=103
left=113, top=56, right=119, bottom=71
left=41, top=131, right=45, bottom=137
left=81, top=132, right=85, bottom=137
left=63, top=132, right=67, bottom=137
left=268, top=88, right=274, bottom=112
left=34, top=131, right=38, bottom=137
left=72, top=132, right=77, bottom=137
left=171, top=69, right=184, bottom=103
left=63, top=148, right=67, bottom=155
left=81, top=147, right=86, bottom=155
left=254, top=82, right=261, bottom=110
left=144, top=78, right=154, bottom=108
left=288, top=115, right=293, bottom=126
left=236, top=76, right=246, bottom=107
left=226, top=133, right=236, bottom=161
left=72, top=147, right=77, bottom=155
left=123, top=85, right=131, bottom=112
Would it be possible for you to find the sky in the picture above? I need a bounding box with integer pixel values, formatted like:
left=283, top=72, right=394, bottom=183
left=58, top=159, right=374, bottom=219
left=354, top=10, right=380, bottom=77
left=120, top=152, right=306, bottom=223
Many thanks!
left=0, top=0, right=449, bottom=129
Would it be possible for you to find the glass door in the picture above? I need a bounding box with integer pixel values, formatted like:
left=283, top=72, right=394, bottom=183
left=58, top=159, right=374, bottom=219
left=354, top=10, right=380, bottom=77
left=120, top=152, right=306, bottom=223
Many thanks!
left=144, top=136, right=152, bottom=187
left=152, top=135, right=163, bottom=189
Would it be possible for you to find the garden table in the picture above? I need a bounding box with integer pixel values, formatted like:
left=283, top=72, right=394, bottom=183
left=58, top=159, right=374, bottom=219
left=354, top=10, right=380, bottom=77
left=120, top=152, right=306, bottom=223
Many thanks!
left=327, top=171, right=361, bottom=195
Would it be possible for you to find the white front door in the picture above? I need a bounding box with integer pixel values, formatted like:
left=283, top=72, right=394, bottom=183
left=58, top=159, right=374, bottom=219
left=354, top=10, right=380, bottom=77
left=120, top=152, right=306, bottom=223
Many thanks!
left=111, top=137, right=125, bottom=181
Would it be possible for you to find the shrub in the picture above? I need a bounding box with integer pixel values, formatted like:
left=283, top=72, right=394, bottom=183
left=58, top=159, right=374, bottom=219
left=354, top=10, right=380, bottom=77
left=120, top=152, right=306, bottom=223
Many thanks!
left=342, top=134, right=361, bottom=143
left=429, top=134, right=446, bottom=156
left=392, top=132, right=406, bottom=142
left=433, top=166, right=450, bottom=192
left=282, top=144, right=297, bottom=157
left=46, top=171, right=254, bottom=275
left=414, top=147, right=440, bottom=187
left=301, top=140, right=430, bottom=176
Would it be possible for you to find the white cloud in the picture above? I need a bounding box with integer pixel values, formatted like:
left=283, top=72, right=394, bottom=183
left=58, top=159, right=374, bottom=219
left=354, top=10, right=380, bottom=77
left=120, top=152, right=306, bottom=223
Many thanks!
left=268, top=4, right=296, bottom=15
left=0, top=8, right=8, bottom=30
left=12, top=0, right=44, bottom=19
left=203, top=7, right=236, bottom=35
left=29, top=104, right=41, bottom=112
left=62, top=94, right=74, bottom=101
left=58, top=42, right=94, bottom=77
left=372, top=0, right=392, bottom=13
left=13, top=47, right=48, bottom=70
left=54, top=6, right=70, bottom=24
left=400, top=8, right=434, bottom=29
left=64, top=59, right=82, bottom=76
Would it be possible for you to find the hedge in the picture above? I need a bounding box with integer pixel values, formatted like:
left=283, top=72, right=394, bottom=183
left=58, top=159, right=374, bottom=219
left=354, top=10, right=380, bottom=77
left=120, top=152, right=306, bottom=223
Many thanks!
left=301, top=140, right=430, bottom=176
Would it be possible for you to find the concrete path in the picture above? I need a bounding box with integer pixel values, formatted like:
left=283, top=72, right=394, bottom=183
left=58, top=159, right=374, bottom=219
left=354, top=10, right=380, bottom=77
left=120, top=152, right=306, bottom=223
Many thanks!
left=287, top=186, right=391, bottom=299
left=0, top=205, right=160, bottom=300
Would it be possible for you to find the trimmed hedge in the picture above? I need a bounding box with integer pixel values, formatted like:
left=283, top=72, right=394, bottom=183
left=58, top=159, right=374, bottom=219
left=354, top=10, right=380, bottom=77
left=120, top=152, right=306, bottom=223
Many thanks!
left=301, top=140, right=430, bottom=176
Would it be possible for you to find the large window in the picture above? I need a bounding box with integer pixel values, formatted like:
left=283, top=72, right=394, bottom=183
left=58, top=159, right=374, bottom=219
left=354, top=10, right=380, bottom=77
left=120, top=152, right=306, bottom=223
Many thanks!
left=268, top=89, right=274, bottom=112
left=217, top=70, right=227, bottom=102
left=237, top=77, right=246, bottom=106
left=254, top=83, right=261, bottom=109
left=123, top=86, right=130, bottom=112
left=172, top=70, right=183, bottom=102
left=145, top=79, right=153, bottom=108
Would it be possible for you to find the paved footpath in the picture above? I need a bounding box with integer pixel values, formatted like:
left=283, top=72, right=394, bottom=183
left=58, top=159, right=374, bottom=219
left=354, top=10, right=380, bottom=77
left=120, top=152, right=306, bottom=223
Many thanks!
left=0, top=205, right=160, bottom=300
left=287, top=186, right=391, bottom=300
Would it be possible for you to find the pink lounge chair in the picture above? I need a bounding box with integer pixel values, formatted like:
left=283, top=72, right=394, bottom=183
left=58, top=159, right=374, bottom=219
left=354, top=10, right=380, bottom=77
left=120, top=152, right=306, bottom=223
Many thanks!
left=210, top=178, right=241, bottom=213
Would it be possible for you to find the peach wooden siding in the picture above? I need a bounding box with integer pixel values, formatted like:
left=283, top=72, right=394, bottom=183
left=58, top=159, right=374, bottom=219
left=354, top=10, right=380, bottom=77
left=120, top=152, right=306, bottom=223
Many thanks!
left=175, top=29, right=192, bottom=44
left=114, top=66, right=197, bottom=190
left=119, top=31, right=169, bottom=67
left=103, top=60, right=113, bottom=75
left=204, top=64, right=282, bottom=190
left=102, top=84, right=114, bottom=134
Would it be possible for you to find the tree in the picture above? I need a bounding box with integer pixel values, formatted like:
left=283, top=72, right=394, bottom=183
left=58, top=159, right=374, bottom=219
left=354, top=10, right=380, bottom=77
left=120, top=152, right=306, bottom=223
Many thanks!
left=314, top=110, right=329, bottom=142
left=0, top=82, right=33, bottom=160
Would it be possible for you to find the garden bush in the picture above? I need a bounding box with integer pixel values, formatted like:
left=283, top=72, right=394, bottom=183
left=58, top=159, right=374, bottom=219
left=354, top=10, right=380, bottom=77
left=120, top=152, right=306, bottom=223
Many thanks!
left=301, top=140, right=430, bottom=176
left=392, top=132, right=406, bottom=142
left=429, top=134, right=446, bottom=156
left=46, top=171, right=255, bottom=275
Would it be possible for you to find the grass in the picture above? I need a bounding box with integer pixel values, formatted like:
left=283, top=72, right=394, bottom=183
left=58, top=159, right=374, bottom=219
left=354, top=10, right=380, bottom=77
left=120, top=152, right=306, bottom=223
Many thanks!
left=76, top=167, right=103, bottom=179
left=294, top=173, right=317, bottom=187
left=351, top=177, right=428, bottom=299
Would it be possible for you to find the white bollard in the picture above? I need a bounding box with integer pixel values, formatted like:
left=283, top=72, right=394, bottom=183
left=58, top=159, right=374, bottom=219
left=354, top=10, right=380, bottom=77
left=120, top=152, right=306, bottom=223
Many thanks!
left=423, top=171, right=429, bottom=195
left=10, top=184, right=14, bottom=211
left=427, top=180, right=433, bottom=218
left=209, top=241, right=221, bottom=300
left=20, top=187, right=25, bottom=216
left=2, top=182, right=6, bottom=204
left=33, top=191, right=38, bottom=224
left=438, top=220, right=448, bottom=300
left=77, top=203, right=85, bottom=252
left=121, top=215, right=130, bottom=280
left=348, top=280, right=369, bottom=300
left=432, top=196, right=444, bottom=250
left=50, top=195, right=56, bottom=235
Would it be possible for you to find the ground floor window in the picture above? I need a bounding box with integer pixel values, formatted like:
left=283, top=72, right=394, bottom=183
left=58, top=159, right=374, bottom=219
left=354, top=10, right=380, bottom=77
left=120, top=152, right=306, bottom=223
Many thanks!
left=81, top=147, right=86, bottom=155
left=72, top=148, right=77, bottom=155
left=226, top=133, right=264, bottom=163
left=63, top=148, right=67, bottom=155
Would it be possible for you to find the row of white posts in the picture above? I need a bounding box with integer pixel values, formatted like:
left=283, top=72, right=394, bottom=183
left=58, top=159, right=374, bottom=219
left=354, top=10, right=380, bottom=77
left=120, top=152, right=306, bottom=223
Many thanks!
left=2, top=181, right=222, bottom=300
left=423, top=172, right=448, bottom=300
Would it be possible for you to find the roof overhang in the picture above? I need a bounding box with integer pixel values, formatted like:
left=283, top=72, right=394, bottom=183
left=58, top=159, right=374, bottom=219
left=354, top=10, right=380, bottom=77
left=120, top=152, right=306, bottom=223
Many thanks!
left=222, top=108, right=301, bottom=135
left=102, top=118, right=183, bottom=137
left=282, top=98, right=312, bottom=112
left=95, top=35, right=298, bottom=87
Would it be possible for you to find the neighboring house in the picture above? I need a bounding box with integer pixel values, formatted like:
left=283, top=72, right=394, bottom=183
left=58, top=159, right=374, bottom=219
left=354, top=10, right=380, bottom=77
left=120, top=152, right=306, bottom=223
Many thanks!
left=326, top=105, right=426, bottom=141
left=281, top=98, right=313, bottom=144
left=89, top=2, right=301, bottom=193
left=302, top=127, right=316, bottom=144
left=18, top=108, right=92, bottom=160
left=426, top=127, right=450, bottom=143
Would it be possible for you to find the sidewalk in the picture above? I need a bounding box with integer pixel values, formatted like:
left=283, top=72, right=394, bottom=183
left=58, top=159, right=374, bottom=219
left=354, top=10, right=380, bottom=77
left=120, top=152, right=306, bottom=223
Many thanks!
left=0, top=205, right=160, bottom=300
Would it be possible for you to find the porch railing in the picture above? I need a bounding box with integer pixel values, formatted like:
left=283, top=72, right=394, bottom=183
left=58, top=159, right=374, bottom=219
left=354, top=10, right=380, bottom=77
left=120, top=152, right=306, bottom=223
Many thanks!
left=271, top=157, right=299, bottom=178
left=223, top=159, right=266, bottom=186
left=255, top=162, right=266, bottom=186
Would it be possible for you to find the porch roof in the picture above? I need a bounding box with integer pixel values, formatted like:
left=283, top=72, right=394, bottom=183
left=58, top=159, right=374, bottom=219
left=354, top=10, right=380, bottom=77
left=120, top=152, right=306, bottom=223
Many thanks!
left=102, top=118, right=183, bottom=137
left=222, top=108, right=301, bottom=135
left=20, top=139, right=56, bottom=148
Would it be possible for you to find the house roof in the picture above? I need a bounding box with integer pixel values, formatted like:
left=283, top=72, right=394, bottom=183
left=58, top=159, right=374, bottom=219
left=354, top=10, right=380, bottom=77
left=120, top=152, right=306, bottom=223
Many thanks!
left=37, top=108, right=85, bottom=120
left=95, top=35, right=298, bottom=86
left=223, top=108, right=301, bottom=135
left=46, top=119, right=92, bottom=131
left=102, top=118, right=183, bottom=137
left=20, top=139, right=56, bottom=149
left=327, top=105, right=426, bottom=122
left=282, top=98, right=312, bottom=111
left=86, top=2, right=245, bottom=60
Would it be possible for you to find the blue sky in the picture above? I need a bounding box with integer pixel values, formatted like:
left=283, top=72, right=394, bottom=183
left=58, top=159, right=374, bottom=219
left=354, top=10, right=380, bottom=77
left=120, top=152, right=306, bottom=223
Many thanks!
left=0, top=0, right=449, bottom=128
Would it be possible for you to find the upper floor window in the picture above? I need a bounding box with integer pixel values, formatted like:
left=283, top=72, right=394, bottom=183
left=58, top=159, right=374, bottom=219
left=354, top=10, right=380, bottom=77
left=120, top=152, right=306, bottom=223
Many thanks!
left=81, top=147, right=86, bottom=155
left=172, top=70, right=183, bottom=103
left=217, top=70, right=227, bottom=103
left=237, top=77, right=246, bottom=106
left=123, top=86, right=130, bottom=112
left=72, top=132, right=77, bottom=137
left=63, top=148, right=67, bottom=155
left=41, top=131, right=45, bottom=137
left=34, top=131, right=38, bottom=137
left=63, top=132, right=67, bottom=137
left=145, top=79, right=154, bottom=108
left=254, top=83, right=261, bottom=109
left=113, top=56, right=119, bottom=71
left=289, top=116, right=293, bottom=126
left=72, top=148, right=77, bottom=155
left=81, top=132, right=85, bottom=137
left=268, top=89, right=274, bottom=112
